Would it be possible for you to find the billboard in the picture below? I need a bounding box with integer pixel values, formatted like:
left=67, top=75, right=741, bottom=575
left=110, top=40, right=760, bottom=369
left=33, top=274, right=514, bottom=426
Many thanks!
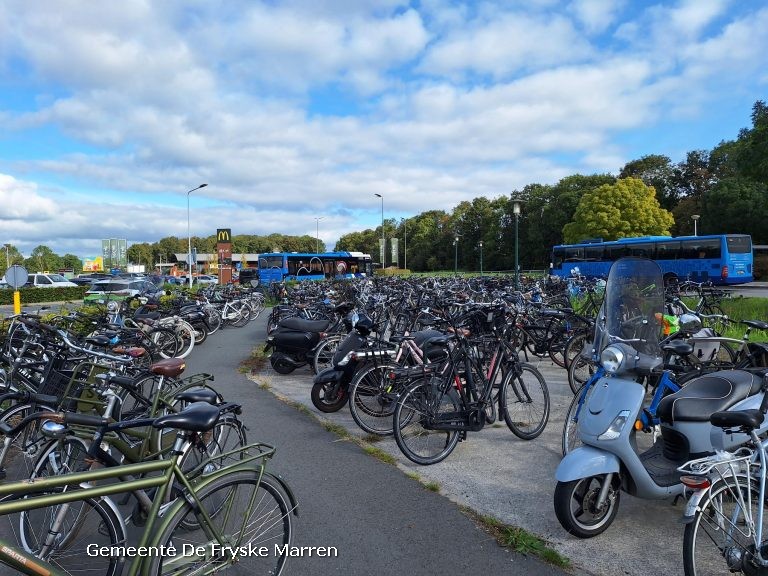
left=101, top=239, right=128, bottom=269
left=83, top=256, right=104, bottom=272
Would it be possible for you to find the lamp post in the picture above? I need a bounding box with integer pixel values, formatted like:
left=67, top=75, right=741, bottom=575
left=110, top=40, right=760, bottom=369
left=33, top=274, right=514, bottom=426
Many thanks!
left=4, top=244, right=10, bottom=271
left=513, top=199, right=522, bottom=290
left=187, top=183, right=208, bottom=288
left=314, top=217, right=324, bottom=253
left=478, top=240, right=483, bottom=276
left=374, top=193, right=384, bottom=268
left=453, top=236, right=460, bottom=274
left=691, top=214, right=700, bottom=236
left=403, top=218, right=408, bottom=270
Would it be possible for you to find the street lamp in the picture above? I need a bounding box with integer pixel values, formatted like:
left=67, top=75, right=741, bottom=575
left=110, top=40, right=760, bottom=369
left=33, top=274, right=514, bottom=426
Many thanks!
left=453, top=235, right=460, bottom=274
left=513, top=199, right=523, bottom=290
left=374, top=193, right=384, bottom=268
left=691, top=214, right=700, bottom=236
left=403, top=218, right=408, bottom=271
left=478, top=240, right=483, bottom=276
left=187, top=183, right=208, bottom=288
left=314, top=217, right=324, bottom=253
left=3, top=244, right=10, bottom=271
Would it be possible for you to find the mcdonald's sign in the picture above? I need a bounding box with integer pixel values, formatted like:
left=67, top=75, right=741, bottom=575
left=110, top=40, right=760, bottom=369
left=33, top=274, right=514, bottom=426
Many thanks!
left=216, top=229, right=232, bottom=243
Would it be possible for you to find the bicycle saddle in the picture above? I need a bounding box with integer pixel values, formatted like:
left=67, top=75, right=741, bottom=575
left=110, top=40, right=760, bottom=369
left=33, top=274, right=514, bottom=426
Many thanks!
left=152, top=401, right=219, bottom=432
left=174, top=387, right=220, bottom=405
left=150, top=358, right=186, bottom=377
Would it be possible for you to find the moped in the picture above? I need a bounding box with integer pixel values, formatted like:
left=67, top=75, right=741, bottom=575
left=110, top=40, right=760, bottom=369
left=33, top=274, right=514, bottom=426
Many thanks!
left=553, top=257, right=768, bottom=537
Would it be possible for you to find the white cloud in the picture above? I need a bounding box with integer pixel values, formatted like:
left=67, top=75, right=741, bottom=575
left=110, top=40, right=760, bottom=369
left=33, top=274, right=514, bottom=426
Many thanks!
left=568, top=0, right=625, bottom=34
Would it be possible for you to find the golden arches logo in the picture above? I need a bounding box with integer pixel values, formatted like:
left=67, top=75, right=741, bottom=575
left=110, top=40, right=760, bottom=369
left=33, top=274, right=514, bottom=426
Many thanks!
left=217, top=229, right=231, bottom=242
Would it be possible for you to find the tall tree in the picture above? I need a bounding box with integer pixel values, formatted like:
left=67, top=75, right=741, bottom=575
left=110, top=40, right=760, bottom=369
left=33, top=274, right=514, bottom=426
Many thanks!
left=25, top=245, right=60, bottom=273
left=619, top=155, right=677, bottom=210
left=734, top=100, right=768, bottom=185
left=701, top=177, right=768, bottom=243
left=563, top=177, right=674, bottom=243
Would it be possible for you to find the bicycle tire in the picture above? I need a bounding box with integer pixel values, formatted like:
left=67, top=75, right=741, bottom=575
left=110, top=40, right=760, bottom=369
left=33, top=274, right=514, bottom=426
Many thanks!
left=205, top=307, right=222, bottom=334
left=348, top=362, right=400, bottom=436
left=150, top=327, right=181, bottom=359
left=0, top=489, right=124, bottom=576
left=500, top=363, right=550, bottom=440
left=683, top=475, right=763, bottom=576
left=562, top=383, right=597, bottom=456
left=0, top=402, right=55, bottom=482
left=393, top=378, right=460, bottom=465
left=311, top=335, right=342, bottom=375
left=568, top=355, right=596, bottom=394
left=146, top=471, right=292, bottom=576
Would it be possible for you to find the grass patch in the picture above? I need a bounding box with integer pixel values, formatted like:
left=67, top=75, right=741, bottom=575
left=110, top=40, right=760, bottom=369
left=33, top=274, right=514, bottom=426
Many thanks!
left=424, top=480, right=441, bottom=492
left=282, top=399, right=313, bottom=417
left=720, top=296, right=768, bottom=342
left=362, top=445, right=397, bottom=465
left=492, top=423, right=503, bottom=429
left=240, top=346, right=270, bottom=373
left=322, top=421, right=351, bottom=438
left=257, top=380, right=272, bottom=391
left=405, top=471, right=421, bottom=481
left=362, top=433, right=384, bottom=443
left=461, top=507, right=570, bottom=569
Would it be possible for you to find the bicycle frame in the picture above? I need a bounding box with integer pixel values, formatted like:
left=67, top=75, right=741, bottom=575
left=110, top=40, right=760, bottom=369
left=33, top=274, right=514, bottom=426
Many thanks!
left=0, top=437, right=278, bottom=576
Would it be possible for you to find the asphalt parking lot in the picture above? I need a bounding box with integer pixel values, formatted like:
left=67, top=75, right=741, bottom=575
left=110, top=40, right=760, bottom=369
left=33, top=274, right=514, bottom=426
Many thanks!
left=253, top=349, right=688, bottom=576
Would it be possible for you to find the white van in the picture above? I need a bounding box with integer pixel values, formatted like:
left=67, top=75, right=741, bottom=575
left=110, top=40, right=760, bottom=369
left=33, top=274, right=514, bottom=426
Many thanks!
left=25, top=273, right=78, bottom=288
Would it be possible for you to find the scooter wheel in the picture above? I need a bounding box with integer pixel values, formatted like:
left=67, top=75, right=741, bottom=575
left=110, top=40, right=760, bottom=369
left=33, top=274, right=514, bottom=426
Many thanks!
left=270, top=354, right=296, bottom=375
left=553, top=476, right=620, bottom=538
left=311, top=381, right=348, bottom=413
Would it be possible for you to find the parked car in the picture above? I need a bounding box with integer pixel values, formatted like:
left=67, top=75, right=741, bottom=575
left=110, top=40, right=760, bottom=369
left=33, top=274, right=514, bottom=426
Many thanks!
left=24, top=273, right=78, bottom=288
left=195, top=275, right=218, bottom=285
left=84, top=278, right=164, bottom=303
left=70, top=273, right=112, bottom=286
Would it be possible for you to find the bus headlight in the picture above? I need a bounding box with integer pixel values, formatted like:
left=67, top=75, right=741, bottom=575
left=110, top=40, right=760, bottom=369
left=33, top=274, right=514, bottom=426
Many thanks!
left=600, top=345, right=625, bottom=374
left=598, top=410, right=631, bottom=441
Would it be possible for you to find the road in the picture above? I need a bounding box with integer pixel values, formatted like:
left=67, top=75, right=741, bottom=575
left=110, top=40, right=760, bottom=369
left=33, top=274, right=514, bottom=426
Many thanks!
left=181, top=315, right=567, bottom=576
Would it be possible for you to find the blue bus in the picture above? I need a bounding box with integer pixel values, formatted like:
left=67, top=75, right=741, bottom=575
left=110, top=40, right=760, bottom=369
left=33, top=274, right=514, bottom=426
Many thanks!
left=550, top=234, right=753, bottom=285
left=257, top=251, right=373, bottom=284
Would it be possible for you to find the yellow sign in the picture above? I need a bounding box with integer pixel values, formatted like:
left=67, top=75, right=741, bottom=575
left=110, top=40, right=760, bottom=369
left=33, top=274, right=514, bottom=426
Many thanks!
left=83, top=256, right=104, bottom=272
left=217, top=229, right=231, bottom=242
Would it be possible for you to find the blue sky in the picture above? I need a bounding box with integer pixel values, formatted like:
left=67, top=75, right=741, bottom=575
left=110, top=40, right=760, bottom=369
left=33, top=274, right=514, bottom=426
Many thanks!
left=0, top=0, right=766, bottom=258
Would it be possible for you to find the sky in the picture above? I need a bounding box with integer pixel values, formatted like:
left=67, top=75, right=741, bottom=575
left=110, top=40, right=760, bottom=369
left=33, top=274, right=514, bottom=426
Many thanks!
left=1, top=0, right=766, bottom=260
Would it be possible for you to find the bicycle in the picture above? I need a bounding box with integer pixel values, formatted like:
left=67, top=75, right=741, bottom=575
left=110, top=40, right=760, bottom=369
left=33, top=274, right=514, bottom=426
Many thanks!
left=677, top=376, right=768, bottom=576
left=0, top=402, right=297, bottom=576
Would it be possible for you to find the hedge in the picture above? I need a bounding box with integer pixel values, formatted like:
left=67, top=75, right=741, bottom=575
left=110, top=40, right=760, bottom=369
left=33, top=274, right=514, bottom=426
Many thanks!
left=0, top=287, right=89, bottom=306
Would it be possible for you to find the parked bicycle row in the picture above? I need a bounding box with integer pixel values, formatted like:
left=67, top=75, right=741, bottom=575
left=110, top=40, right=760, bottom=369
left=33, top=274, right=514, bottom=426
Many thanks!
left=262, top=264, right=768, bottom=576
left=0, top=283, right=296, bottom=574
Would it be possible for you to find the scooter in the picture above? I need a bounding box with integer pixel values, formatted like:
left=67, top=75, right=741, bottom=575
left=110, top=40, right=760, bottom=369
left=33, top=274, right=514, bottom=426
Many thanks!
left=264, top=303, right=355, bottom=375
left=311, top=314, right=376, bottom=412
left=553, top=257, right=768, bottom=538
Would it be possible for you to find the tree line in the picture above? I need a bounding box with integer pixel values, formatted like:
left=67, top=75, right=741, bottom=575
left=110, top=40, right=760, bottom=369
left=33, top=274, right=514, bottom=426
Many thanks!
left=335, top=100, right=768, bottom=272
left=5, top=100, right=766, bottom=276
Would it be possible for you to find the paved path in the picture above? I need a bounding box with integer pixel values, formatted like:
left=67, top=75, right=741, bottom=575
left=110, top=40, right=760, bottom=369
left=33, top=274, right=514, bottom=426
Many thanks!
left=252, top=322, right=694, bottom=576
left=184, top=316, right=567, bottom=576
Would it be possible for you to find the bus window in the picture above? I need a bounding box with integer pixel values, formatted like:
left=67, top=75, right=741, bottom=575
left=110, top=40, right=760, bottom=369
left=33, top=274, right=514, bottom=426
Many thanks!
left=564, top=247, right=583, bottom=262
left=726, top=236, right=752, bottom=253
left=681, top=239, right=721, bottom=259
left=259, top=256, right=284, bottom=269
left=656, top=241, right=680, bottom=260
left=552, top=247, right=565, bottom=268
left=584, top=246, right=604, bottom=261
left=604, top=244, right=628, bottom=261
left=628, top=243, right=654, bottom=258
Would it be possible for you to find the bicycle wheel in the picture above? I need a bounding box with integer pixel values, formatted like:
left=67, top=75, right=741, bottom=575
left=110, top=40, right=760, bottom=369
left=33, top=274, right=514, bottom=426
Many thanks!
left=150, top=327, right=181, bottom=359
left=0, top=402, right=54, bottom=482
left=0, top=490, right=124, bottom=576
left=683, top=475, right=765, bottom=576
left=178, top=415, right=248, bottom=478
left=147, top=471, right=293, bottom=576
left=173, top=321, right=196, bottom=358
left=568, top=355, right=596, bottom=394
left=311, top=335, right=342, bottom=375
left=205, top=307, right=222, bottom=334
left=701, top=304, right=728, bottom=335
left=393, top=378, right=460, bottom=465
left=562, top=383, right=597, bottom=456
left=348, top=362, right=400, bottom=436
left=563, top=332, right=589, bottom=370
left=500, top=363, right=550, bottom=440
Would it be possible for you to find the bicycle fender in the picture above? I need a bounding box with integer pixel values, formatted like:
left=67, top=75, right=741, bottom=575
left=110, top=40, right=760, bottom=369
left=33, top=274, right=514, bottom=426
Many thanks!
left=682, top=487, right=709, bottom=524
left=263, top=472, right=300, bottom=517
left=555, top=446, right=620, bottom=482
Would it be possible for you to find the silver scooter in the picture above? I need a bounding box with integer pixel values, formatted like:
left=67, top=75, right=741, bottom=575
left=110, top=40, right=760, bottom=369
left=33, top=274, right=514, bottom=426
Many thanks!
left=553, top=257, right=768, bottom=538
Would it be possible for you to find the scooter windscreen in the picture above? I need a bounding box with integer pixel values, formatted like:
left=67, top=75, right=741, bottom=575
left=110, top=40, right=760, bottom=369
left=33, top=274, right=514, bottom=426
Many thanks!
left=601, top=257, right=664, bottom=364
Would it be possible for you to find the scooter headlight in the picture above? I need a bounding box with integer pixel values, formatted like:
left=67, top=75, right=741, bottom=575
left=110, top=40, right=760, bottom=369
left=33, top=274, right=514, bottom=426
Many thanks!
left=598, top=410, right=631, bottom=441
left=601, top=345, right=625, bottom=374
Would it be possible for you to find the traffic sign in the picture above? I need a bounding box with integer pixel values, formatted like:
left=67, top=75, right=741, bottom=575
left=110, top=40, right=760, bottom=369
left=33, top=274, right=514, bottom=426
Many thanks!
left=5, top=265, right=28, bottom=289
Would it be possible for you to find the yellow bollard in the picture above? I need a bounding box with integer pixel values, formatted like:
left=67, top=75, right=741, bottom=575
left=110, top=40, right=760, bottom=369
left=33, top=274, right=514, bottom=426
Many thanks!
left=13, top=291, right=20, bottom=315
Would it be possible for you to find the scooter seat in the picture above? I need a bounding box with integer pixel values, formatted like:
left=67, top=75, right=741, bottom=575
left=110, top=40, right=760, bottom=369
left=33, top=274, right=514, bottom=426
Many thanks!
left=657, top=370, right=763, bottom=423
left=277, top=318, right=330, bottom=332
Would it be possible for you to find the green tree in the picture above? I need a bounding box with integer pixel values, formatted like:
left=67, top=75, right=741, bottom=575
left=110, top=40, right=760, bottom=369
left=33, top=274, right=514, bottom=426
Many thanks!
left=25, top=245, right=60, bottom=273
left=734, top=100, right=768, bottom=185
left=60, top=254, right=83, bottom=274
left=563, top=177, right=674, bottom=243
left=127, top=242, right=155, bottom=271
left=619, top=155, right=677, bottom=210
left=701, top=177, right=768, bottom=243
